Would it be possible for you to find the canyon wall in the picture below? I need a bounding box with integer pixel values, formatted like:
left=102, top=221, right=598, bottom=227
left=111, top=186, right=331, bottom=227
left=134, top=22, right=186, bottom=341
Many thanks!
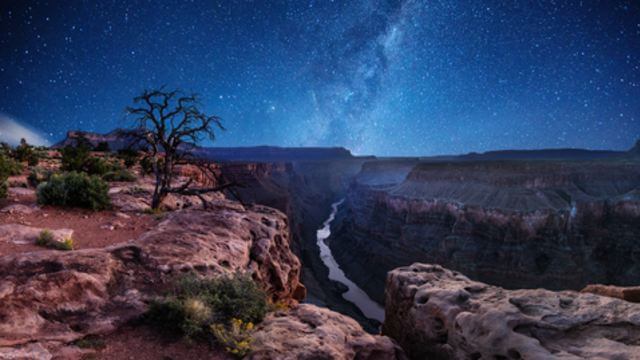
left=330, top=160, right=640, bottom=303
left=214, top=160, right=382, bottom=329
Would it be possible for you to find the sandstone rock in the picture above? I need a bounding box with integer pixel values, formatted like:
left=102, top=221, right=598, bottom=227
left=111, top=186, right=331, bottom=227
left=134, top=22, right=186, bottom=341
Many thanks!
left=7, top=187, right=36, bottom=198
left=384, top=263, right=640, bottom=359
left=0, top=224, right=73, bottom=245
left=249, top=304, right=405, bottom=360
left=0, top=201, right=300, bottom=353
left=581, top=284, right=640, bottom=303
left=0, top=204, right=40, bottom=215
left=0, top=342, right=52, bottom=360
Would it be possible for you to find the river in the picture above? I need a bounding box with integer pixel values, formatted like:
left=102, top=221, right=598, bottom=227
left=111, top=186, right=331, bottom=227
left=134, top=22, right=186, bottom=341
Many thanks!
left=316, top=199, right=385, bottom=323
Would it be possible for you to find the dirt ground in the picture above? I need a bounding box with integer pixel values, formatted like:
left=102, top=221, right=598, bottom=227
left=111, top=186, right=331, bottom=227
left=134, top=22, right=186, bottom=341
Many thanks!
left=79, top=324, right=231, bottom=360
left=0, top=193, right=158, bottom=256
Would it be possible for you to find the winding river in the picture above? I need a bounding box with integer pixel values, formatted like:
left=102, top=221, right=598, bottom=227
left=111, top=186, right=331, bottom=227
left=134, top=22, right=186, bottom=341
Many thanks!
left=316, top=199, right=385, bottom=323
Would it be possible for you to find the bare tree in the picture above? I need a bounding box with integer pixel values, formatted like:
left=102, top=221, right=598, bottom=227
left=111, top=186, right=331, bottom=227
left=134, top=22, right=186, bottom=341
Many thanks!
left=123, top=88, right=237, bottom=209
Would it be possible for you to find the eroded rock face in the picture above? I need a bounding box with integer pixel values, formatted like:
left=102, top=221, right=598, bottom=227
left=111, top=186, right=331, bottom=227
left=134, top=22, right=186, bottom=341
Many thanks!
left=384, top=263, right=640, bottom=360
left=249, top=304, right=406, bottom=360
left=0, top=201, right=302, bottom=353
left=331, top=160, right=640, bottom=302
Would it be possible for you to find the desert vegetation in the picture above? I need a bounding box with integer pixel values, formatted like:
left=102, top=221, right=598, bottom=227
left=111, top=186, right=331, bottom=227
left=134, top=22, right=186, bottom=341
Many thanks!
left=35, top=229, right=74, bottom=251
left=121, top=88, right=237, bottom=209
left=37, top=172, right=111, bottom=210
left=145, top=274, right=267, bottom=357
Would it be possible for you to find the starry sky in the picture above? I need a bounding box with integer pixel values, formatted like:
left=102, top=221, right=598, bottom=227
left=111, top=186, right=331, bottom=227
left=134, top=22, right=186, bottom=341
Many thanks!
left=0, top=0, right=639, bottom=156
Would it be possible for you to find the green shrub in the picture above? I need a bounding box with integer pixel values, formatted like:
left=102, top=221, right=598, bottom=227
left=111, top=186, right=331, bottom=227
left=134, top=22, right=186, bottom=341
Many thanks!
left=37, top=172, right=110, bottom=210
left=145, top=274, right=267, bottom=341
left=0, top=154, right=23, bottom=176
left=35, top=229, right=74, bottom=251
left=60, top=145, right=91, bottom=172
left=0, top=154, right=21, bottom=199
left=35, top=229, right=54, bottom=247
left=140, top=156, right=154, bottom=175
left=211, top=319, right=255, bottom=358
left=103, top=169, right=136, bottom=182
left=28, top=167, right=52, bottom=187
left=74, top=336, right=106, bottom=350
left=117, top=148, right=139, bottom=168
left=84, top=156, right=112, bottom=175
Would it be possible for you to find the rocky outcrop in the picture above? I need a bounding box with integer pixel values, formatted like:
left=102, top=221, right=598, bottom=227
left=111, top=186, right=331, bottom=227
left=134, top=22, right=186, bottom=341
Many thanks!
left=214, top=160, right=381, bottom=330
left=249, top=304, right=405, bottom=360
left=331, top=160, right=640, bottom=302
left=384, top=263, right=640, bottom=359
left=0, top=201, right=302, bottom=354
left=581, top=284, right=640, bottom=303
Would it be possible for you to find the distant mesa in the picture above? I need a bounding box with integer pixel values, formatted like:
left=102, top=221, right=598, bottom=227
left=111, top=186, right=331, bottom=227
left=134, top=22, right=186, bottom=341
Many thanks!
left=54, top=129, right=359, bottom=162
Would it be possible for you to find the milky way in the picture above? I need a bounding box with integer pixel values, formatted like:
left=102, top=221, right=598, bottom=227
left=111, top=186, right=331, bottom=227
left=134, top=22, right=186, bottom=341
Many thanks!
left=1, top=1, right=639, bottom=155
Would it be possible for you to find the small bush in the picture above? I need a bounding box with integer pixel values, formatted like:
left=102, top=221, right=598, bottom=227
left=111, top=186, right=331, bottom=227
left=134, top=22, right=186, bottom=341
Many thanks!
left=117, top=148, right=139, bottom=168
left=145, top=274, right=267, bottom=342
left=0, top=154, right=23, bottom=176
left=84, top=156, right=112, bottom=176
left=211, top=319, right=255, bottom=358
left=37, top=172, right=110, bottom=210
left=95, top=141, right=111, bottom=152
left=28, top=167, right=52, bottom=187
left=103, top=169, right=137, bottom=182
left=35, top=230, right=73, bottom=251
left=74, top=336, right=106, bottom=350
left=140, top=156, right=154, bottom=175
left=60, top=145, right=91, bottom=172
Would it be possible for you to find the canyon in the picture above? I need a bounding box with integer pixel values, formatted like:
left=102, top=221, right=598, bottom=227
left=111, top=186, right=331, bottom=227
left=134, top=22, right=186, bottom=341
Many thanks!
left=11, top=131, right=639, bottom=358
left=331, top=159, right=640, bottom=303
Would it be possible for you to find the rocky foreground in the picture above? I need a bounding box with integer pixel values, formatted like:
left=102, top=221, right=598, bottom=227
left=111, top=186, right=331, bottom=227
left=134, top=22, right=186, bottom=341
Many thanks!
left=385, top=263, right=640, bottom=359
left=0, top=199, right=401, bottom=359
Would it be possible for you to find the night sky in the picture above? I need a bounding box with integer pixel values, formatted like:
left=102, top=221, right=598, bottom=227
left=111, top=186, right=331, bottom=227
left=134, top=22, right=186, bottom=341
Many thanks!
left=1, top=1, right=639, bottom=156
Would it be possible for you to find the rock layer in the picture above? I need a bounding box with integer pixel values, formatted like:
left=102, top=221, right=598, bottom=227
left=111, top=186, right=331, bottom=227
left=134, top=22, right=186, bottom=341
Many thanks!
left=0, top=201, right=302, bottom=352
left=384, top=263, right=640, bottom=360
left=331, top=160, right=640, bottom=302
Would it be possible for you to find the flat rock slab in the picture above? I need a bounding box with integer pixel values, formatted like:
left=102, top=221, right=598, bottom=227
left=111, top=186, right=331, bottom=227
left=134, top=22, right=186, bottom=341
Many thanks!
left=1, top=204, right=40, bottom=215
left=8, top=187, right=36, bottom=197
left=0, top=224, right=73, bottom=245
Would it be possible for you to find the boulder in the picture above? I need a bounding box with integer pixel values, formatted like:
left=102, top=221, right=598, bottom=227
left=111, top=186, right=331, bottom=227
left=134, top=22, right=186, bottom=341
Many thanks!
left=0, top=224, right=73, bottom=245
left=0, top=201, right=302, bottom=354
left=384, top=263, right=640, bottom=359
left=249, top=304, right=405, bottom=360
left=0, top=204, right=40, bottom=215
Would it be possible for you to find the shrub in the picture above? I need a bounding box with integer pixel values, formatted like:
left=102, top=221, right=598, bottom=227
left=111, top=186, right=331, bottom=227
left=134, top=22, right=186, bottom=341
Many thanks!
left=61, top=145, right=91, bottom=172
left=145, top=274, right=267, bottom=342
left=84, top=156, right=112, bottom=176
left=74, top=336, right=106, bottom=350
left=117, top=148, right=139, bottom=168
left=37, top=172, right=110, bottom=210
left=35, top=229, right=74, bottom=251
left=0, top=154, right=23, bottom=176
left=103, top=169, right=136, bottom=182
left=211, top=319, right=254, bottom=358
left=0, top=154, right=21, bottom=199
left=95, top=141, right=111, bottom=152
left=140, top=156, right=154, bottom=175
left=28, top=167, right=52, bottom=187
